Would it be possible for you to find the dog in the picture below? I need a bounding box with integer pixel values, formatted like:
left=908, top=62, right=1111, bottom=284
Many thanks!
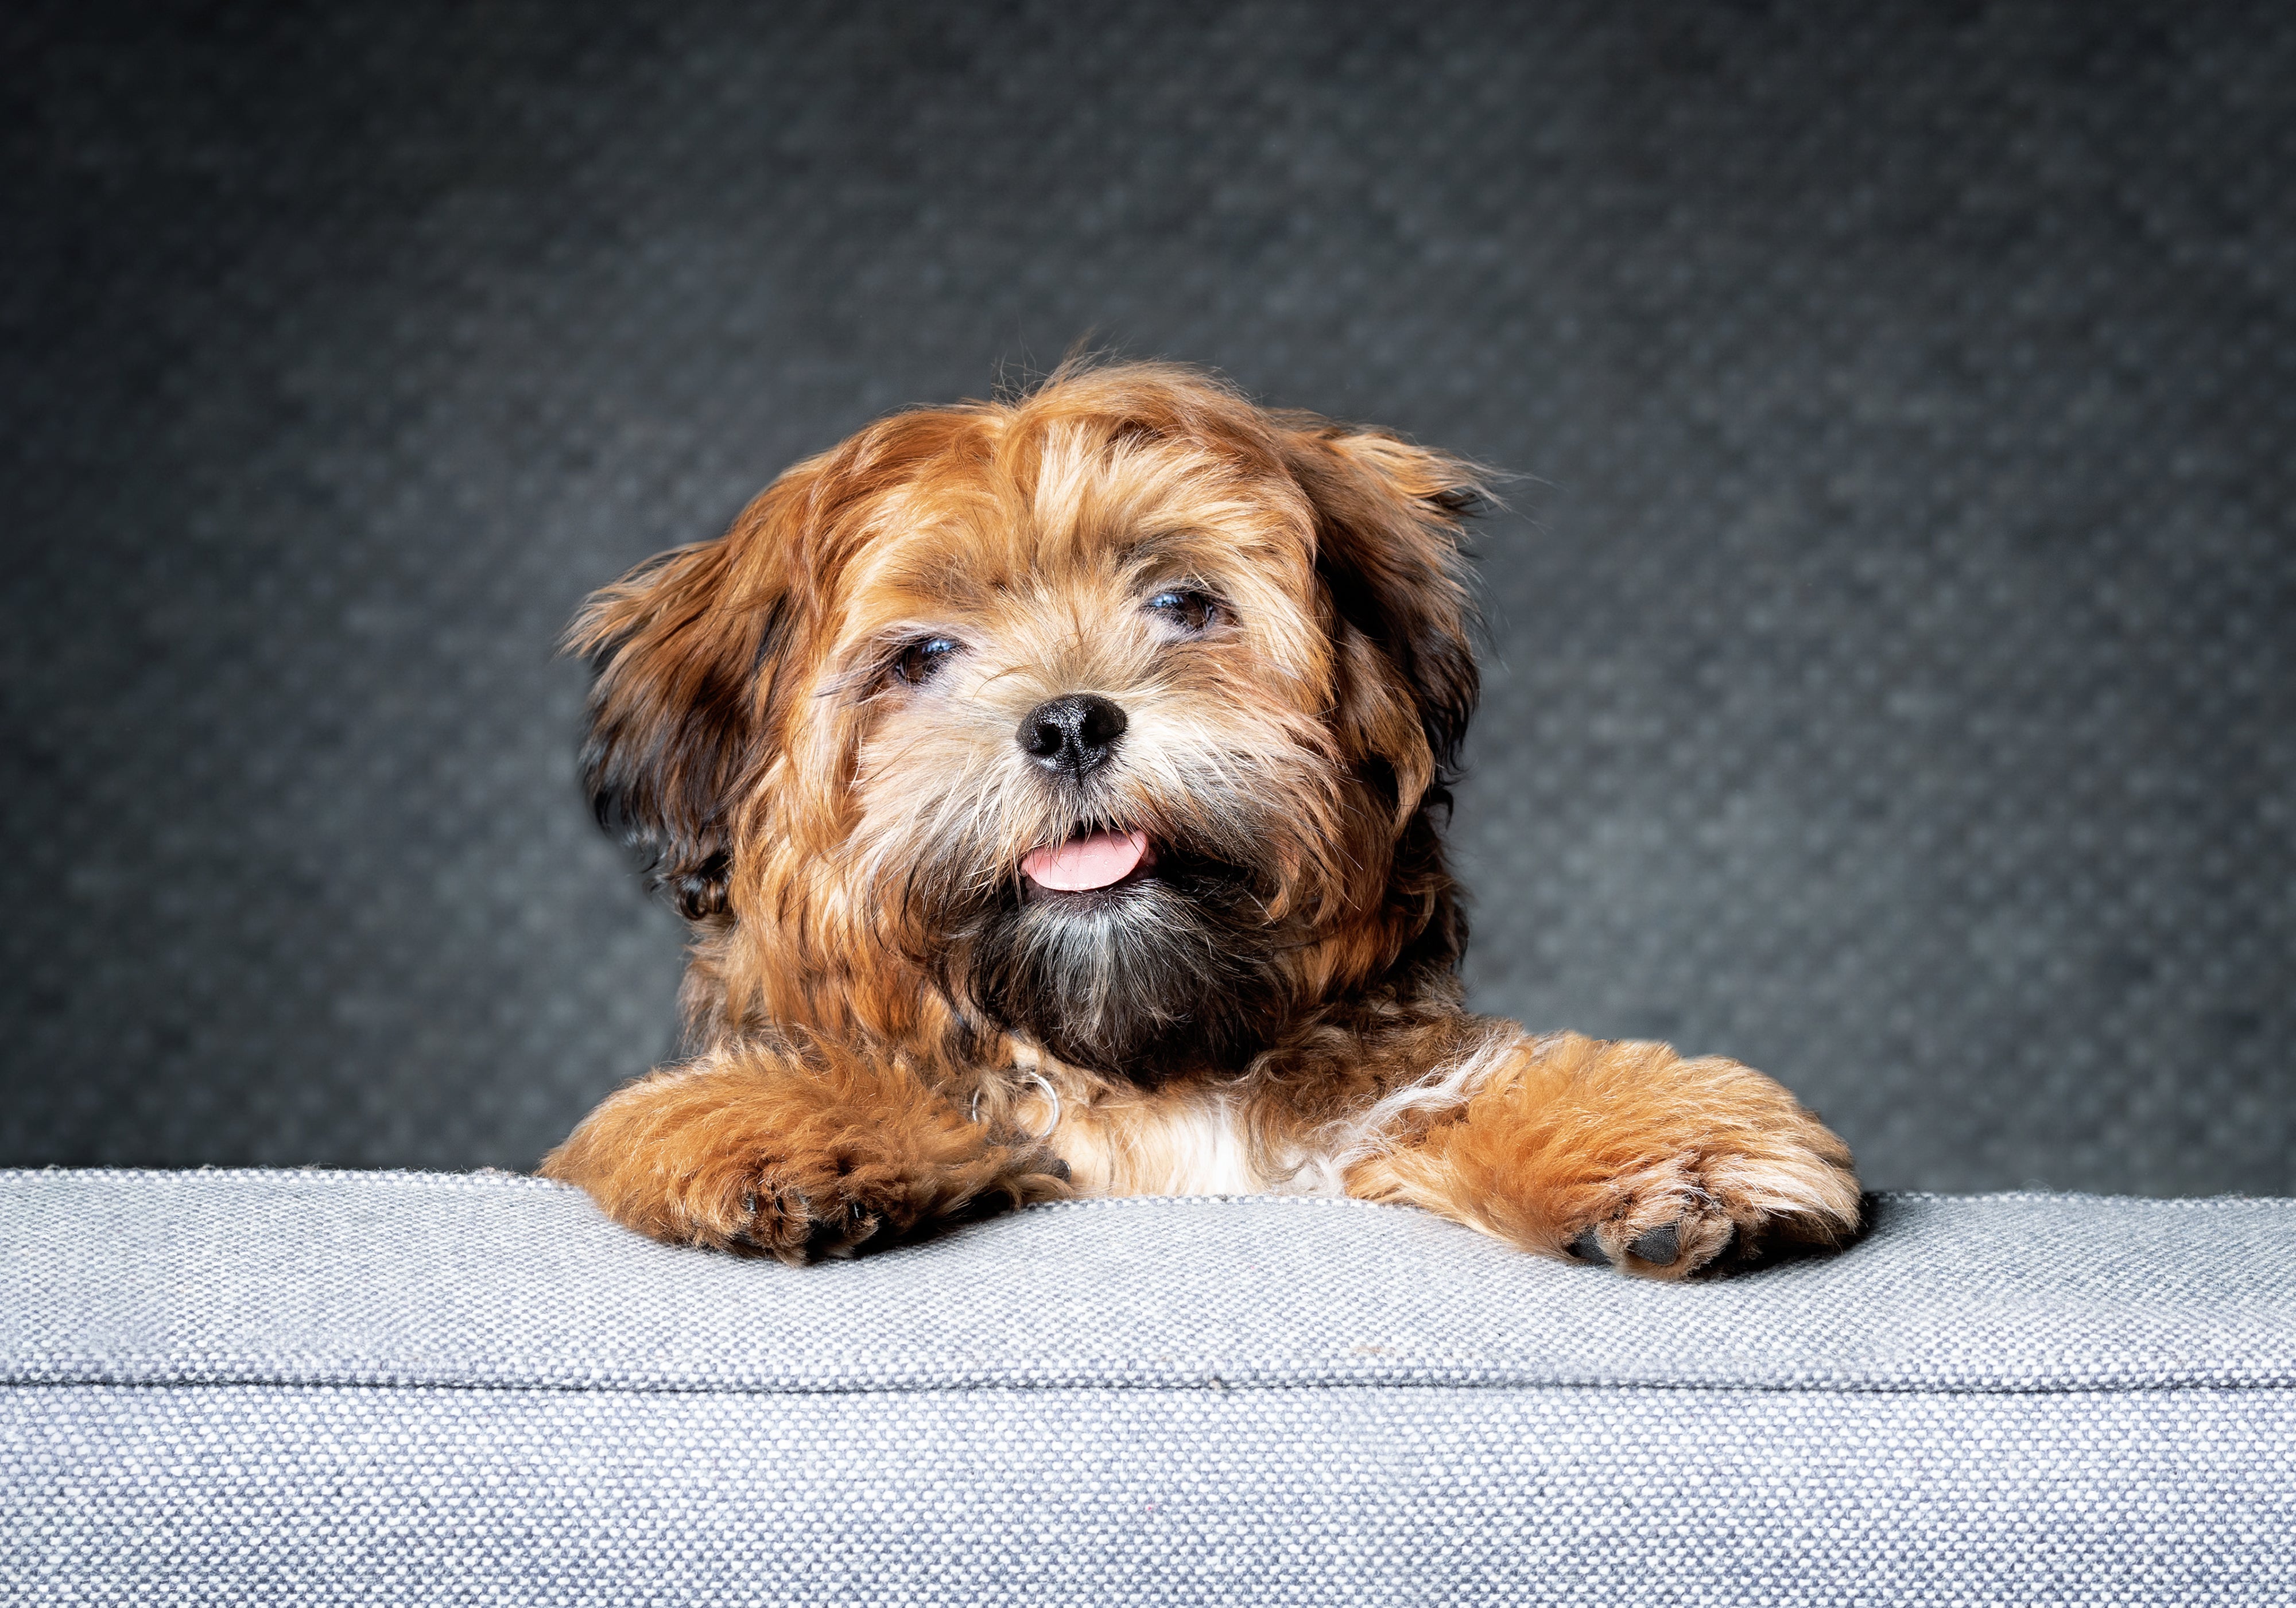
left=541, top=362, right=1860, bottom=1276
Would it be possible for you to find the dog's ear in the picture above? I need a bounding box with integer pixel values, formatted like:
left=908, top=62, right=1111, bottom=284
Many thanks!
left=567, top=496, right=794, bottom=922
left=1281, top=424, right=1484, bottom=818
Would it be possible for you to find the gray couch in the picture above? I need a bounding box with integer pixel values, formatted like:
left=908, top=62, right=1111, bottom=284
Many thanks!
left=5, top=1168, right=2291, bottom=1603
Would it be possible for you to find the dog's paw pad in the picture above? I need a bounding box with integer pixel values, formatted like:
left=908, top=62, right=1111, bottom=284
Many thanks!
left=1565, top=1226, right=1612, bottom=1265
left=1556, top=1150, right=1857, bottom=1280
left=1555, top=1196, right=1741, bottom=1280
left=1628, top=1221, right=1681, bottom=1266
left=711, top=1179, right=874, bottom=1264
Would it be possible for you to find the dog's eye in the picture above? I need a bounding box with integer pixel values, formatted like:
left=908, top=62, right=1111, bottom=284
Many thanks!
left=892, top=636, right=961, bottom=685
left=1145, top=589, right=1222, bottom=632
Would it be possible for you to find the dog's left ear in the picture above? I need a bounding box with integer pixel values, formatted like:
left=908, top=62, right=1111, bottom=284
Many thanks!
left=1281, top=425, right=1483, bottom=817
left=566, top=487, right=797, bottom=921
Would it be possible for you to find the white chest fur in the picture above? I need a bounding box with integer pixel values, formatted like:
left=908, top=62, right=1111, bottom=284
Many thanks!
left=1045, top=1088, right=1347, bottom=1198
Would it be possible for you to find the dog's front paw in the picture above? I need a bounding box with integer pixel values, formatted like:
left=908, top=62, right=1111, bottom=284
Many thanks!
left=539, top=1057, right=1073, bottom=1263
left=1529, top=1045, right=1861, bottom=1280
left=712, top=1166, right=899, bottom=1264
left=1546, top=1128, right=1858, bottom=1280
left=705, top=1146, right=1071, bottom=1264
left=1351, top=1031, right=1861, bottom=1280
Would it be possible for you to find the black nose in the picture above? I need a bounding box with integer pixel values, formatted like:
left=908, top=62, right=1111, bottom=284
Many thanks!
left=1018, top=694, right=1128, bottom=781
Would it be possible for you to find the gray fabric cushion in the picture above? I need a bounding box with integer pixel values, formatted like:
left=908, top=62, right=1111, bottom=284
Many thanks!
left=6, top=1170, right=2293, bottom=1603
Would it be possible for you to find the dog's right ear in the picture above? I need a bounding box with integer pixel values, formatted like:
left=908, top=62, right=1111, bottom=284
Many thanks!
left=567, top=498, right=793, bottom=922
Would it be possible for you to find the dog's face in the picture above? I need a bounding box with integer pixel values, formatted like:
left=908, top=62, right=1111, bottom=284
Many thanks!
left=828, top=437, right=1352, bottom=1075
left=574, top=366, right=1480, bottom=1079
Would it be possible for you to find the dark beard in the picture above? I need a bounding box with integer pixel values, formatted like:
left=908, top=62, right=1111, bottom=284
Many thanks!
left=935, top=853, right=1289, bottom=1083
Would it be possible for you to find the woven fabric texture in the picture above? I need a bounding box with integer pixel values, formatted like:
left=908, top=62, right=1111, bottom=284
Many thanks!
left=2, top=2, right=2291, bottom=1194
left=13, top=1385, right=2289, bottom=1606
left=5, top=1171, right=2293, bottom=1603
left=6, top=1169, right=2295, bottom=1394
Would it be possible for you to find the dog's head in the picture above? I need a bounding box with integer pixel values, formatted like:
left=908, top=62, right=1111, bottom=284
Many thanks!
left=572, top=363, right=1481, bottom=1079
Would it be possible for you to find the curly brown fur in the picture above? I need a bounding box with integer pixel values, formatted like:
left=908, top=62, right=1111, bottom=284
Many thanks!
left=544, top=1033, right=1070, bottom=1264
left=541, top=360, right=1860, bottom=1278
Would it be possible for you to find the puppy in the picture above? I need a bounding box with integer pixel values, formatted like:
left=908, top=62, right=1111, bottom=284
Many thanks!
left=541, top=362, right=1860, bottom=1276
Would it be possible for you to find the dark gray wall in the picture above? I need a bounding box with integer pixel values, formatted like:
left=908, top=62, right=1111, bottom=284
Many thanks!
left=3, top=1, right=2289, bottom=1192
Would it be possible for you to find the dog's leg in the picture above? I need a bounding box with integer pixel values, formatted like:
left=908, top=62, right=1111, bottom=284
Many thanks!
left=539, top=1042, right=1070, bottom=1262
left=1342, top=1027, right=1860, bottom=1279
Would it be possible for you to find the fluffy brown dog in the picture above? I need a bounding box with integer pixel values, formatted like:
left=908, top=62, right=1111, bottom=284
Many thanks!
left=541, top=362, right=1860, bottom=1277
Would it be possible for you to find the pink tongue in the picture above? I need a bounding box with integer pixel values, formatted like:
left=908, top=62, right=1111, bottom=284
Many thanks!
left=1021, top=829, right=1150, bottom=892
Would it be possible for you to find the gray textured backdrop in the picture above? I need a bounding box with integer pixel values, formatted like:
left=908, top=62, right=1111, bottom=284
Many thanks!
left=2, top=1, right=2289, bottom=1193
